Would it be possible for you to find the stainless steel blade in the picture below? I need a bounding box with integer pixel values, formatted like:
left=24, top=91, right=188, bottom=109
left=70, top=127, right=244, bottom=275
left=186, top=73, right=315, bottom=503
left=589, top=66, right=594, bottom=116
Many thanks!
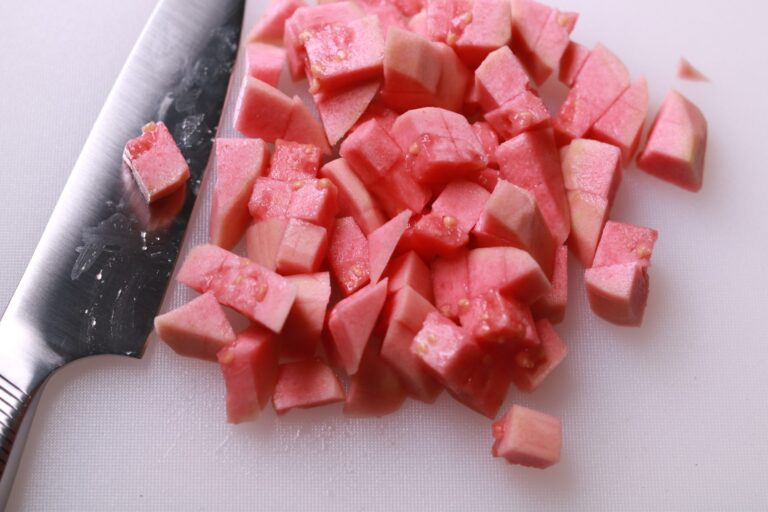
left=0, top=0, right=245, bottom=397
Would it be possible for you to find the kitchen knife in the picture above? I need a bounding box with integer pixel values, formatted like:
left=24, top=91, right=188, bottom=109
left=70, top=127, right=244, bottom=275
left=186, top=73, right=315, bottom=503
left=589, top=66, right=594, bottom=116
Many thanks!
left=0, top=0, right=246, bottom=506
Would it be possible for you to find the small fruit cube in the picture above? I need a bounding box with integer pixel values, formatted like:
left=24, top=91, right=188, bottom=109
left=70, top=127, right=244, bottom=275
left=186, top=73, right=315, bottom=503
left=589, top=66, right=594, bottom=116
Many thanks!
left=245, top=218, right=288, bottom=271
left=558, top=41, right=589, bottom=87
left=280, top=272, right=331, bottom=360
left=368, top=210, right=412, bottom=283
left=484, top=90, right=551, bottom=141
left=269, top=140, right=322, bottom=181
left=328, top=216, right=371, bottom=295
left=286, top=178, right=339, bottom=228
left=492, top=405, right=562, bottom=468
left=275, top=219, right=328, bottom=275
left=247, top=0, right=306, bottom=43
left=584, top=262, right=649, bottom=326
left=592, top=220, right=658, bottom=268
left=234, top=77, right=294, bottom=142
left=511, top=319, right=567, bottom=391
left=245, top=43, right=286, bottom=87
left=318, top=158, right=386, bottom=234
left=468, top=247, right=551, bottom=304
left=474, top=46, right=530, bottom=113
left=590, top=76, right=649, bottom=165
left=384, top=251, right=433, bottom=302
left=272, top=359, right=345, bottom=414
left=339, top=118, right=402, bottom=186
left=431, top=249, right=470, bottom=319
left=532, top=245, right=568, bottom=323
left=314, top=79, right=381, bottom=146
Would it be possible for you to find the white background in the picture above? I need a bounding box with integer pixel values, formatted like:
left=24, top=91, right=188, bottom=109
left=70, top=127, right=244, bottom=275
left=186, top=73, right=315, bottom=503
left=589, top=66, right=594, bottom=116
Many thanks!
left=2, top=0, right=768, bottom=510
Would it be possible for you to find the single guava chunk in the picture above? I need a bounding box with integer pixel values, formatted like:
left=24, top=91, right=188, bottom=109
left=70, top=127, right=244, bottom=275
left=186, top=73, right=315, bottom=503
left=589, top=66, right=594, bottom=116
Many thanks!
left=492, top=405, right=562, bottom=468
left=272, top=359, right=345, bottom=414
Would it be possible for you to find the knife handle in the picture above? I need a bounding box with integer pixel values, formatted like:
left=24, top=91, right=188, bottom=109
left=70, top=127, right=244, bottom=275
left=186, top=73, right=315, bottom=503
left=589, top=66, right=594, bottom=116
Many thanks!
left=0, top=375, right=41, bottom=509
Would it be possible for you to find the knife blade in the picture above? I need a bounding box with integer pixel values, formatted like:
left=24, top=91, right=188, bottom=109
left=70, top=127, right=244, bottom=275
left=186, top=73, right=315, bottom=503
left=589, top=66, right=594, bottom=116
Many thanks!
left=0, top=0, right=246, bottom=504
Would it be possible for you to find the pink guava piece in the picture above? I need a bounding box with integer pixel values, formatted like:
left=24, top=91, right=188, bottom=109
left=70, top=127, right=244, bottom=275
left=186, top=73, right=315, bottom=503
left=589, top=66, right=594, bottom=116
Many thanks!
left=381, top=286, right=442, bottom=402
left=495, top=129, right=571, bottom=246
left=268, top=140, right=321, bottom=181
left=424, top=0, right=472, bottom=44
left=459, top=289, right=539, bottom=353
left=176, top=245, right=298, bottom=333
left=484, top=90, right=551, bottom=141
left=281, top=272, right=331, bottom=359
left=328, top=216, right=371, bottom=295
left=245, top=43, right=286, bottom=87
left=473, top=180, right=557, bottom=278
left=553, top=43, right=630, bottom=145
left=283, top=96, right=332, bottom=155
left=558, top=41, right=589, bottom=87
left=531, top=245, right=568, bottom=324
left=525, top=8, right=575, bottom=84
left=233, top=77, right=294, bottom=142
left=314, top=80, right=381, bottom=146
left=210, top=138, right=269, bottom=249
left=392, top=0, right=423, bottom=16
left=473, top=167, right=500, bottom=192
left=407, top=9, right=429, bottom=37
left=584, top=262, right=650, bottom=326
left=509, top=0, right=551, bottom=60
left=383, top=28, right=442, bottom=97
left=677, top=57, right=709, bottom=82
left=246, top=218, right=288, bottom=271
left=343, top=340, right=407, bottom=417
left=454, top=0, right=512, bottom=68
left=374, top=161, right=432, bottom=216
left=275, top=219, right=328, bottom=275
left=304, top=15, right=385, bottom=92
left=410, top=212, right=469, bottom=259
left=286, top=178, right=339, bottom=229
left=431, top=249, right=470, bottom=319
left=339, top=118, right=402, bottom=186
left=272, top=359, right=345, bottom=414
left=368, top=210, right=412, bottom=284
left=561, top=138, right=622, bottom=266
left=637, top=89, right=707, bottom=192
left=590, top=76, right=649, bottom=165
left=248, top=177, right=292, bottom=221
left=492, top=405, right=562, bottom=468
left=431, top=179, right=490, bottom=233
left=248, top=0, right=306, bottom=44
left=431, top=43, right=471, bottom=113
left=123, top=121, right=189, bottom=203
left=474, top=46, right=531, bottom=113
left=471, top=121, right=499, bottom=168
left=154, top=291, right=236, bottom=361
left=592, top=220, right=658, bottom=268
left=283, top=2, right=365, bottom=79
left=355, top=0, right=406, bottom=33
left=384, top=251, right=433, bottom=302
left=328, top=279, right=389, bottom=374
left=468, top=247, right=550, bottom=304
left=511, top=318, right=567, bottom=392
left=217, top=326, right=279, bottom=423
left=319, top=158, right=386, bottom=234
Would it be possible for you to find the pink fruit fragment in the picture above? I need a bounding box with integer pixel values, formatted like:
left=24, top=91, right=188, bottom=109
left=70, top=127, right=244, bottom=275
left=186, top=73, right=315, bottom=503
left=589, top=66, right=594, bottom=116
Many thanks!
left=217, top=326, right=279, bottom=423
left=123, top=121, right=190, bottom=203
left=210, top=138, right=269, bottom=249
left=459, top=289, right=539, bottom=353
left=525, top=8, right=575, bottom=84
left=677, top=57, right=709, bottom=82
left=431, top=249, right=470, bottom=319
left=269, top=140, right=321, bottom=181
left=532, top=245, right=568, bottom=324
left=454, top=0, right=512, bottom=68
left=328, top=279, right=389, bottom=375
left=319, top=158, right=386, bottom=234
left=328, top=216, right=371, bottom=295
left=343, top=341, right=407, bottom=417
left=473, top=180, right=556, bottom=278
left=283, top=96, right=332, bottom=155
left=484, top=90, right=551, bottom=141
left=589, top=76, right=649, bottom=165
left=340, top=118, right=402, bottom=186
left=492, top=405, right=562, bottom=468
left=558, top=41, right=589, bottom=87
left=245, top=43, right=286, bottom=87
left=474, top=46, right=531, bottom=113
left=511, top=319, right=567, bottom=392
left=154, top=292, right=236, bottom=361
left=272, top=359, right=345, bottom=414
left=431, top=179, right=490, bottom=233
left=304, top=15, right=385, bottom=92
left=234, top=77, right=294, bottom=142
left=584, top=262, right=649, bottom=326
left=561, top=138, right=622, bottom=266
left=553, top=43, right=630, bottom=145
left=281, top=272, right=331, bottom=359
left=381, top=288, right=442, bottom=402
left=286, top=178, right=339, bottom=228
left=383, top=28, right=442, bottom=98
left=384, top=251, right=433, bottom=302
left=275, top=219, right=328, bottom=275
left=496, top=129, right=571, bottom=246
left=248, top=177, right=293, bottom=220
left=368, top=210, right=412, bottom=284
left=314, top=80, right=381, bottom=146
left=468, top=247, right=551, bottom=304
left=176, top=244, right=298, bottom=333
left=471, top=121, right=499, bottom=168
left=509, top=0, right=552, bottom=67
left=248, top=0, right=306, bottom=43
left=246, top=218, right=288, bottom=271
left=592, top=220, right=658, bottom=268
left=637, top=89, right=707, bottom=192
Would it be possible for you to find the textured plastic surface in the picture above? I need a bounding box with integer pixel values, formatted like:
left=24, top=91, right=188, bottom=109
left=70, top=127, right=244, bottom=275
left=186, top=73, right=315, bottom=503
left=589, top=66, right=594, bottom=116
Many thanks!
left=2, top=0, right=768, bottom=510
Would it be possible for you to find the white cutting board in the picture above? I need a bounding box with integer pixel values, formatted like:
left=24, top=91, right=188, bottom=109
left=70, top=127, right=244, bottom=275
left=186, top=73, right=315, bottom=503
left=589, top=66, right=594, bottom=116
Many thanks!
left=2, top=0, right=768, bottom=510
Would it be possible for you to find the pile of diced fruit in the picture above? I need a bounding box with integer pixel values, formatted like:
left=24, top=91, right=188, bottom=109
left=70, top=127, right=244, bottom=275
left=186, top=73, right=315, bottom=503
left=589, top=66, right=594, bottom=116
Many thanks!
left=123, top=0, right=707, bottom=469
